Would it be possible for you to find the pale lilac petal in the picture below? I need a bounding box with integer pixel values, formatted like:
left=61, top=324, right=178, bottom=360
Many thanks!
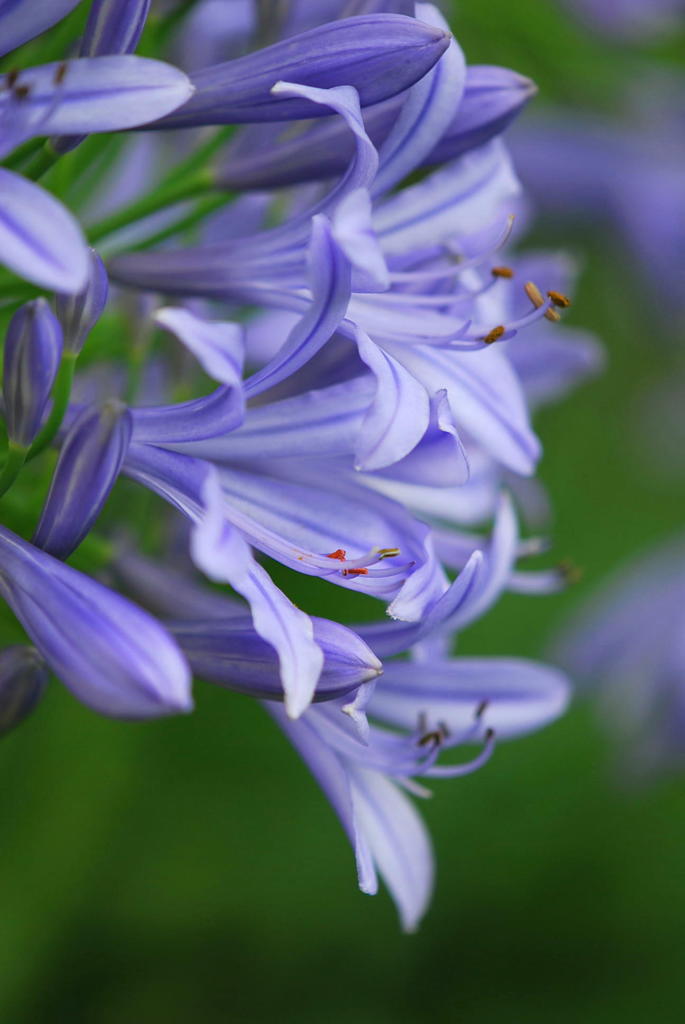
left=0, top=169, right=88, bottom=292
left=0, top=0, right=82, bottom=56
left=371, top=3, right=466, bottom=196
left=153, top=307, right=244, bottom=385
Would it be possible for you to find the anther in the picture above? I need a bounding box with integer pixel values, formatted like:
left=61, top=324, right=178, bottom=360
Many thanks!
left=557, top=558, right=583, bottom=585
left=475, top=699, right=489, bottom=720
left=377, top=547, right=400, bottom=559
left=547, top=289, right=571, bottom=308
left=491, top=266, right=514, bottom=279
left=325, top=549, right=347, bottom=561
left=482, top=325, right=505, bottom=344
left=524, top=281, right=560, bottom=322
left=485, top=727, right=495, bottom=741
left=13, top=84, right=30, bottom=100
left=5, top=69, right=19, bottom=89
left=342, top=567, right=369, bottom=577
left=53, top=61, right=69, bottom=86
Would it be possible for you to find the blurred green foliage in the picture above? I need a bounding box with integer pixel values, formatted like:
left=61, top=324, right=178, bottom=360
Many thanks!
left=0, top=1, right=684, bottom=1021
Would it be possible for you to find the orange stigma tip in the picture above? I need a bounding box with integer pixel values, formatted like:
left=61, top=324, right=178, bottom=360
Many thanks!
left=491, top=266, right=514, bottom=279
left=325, top=548, right=347, bottom=561
left=483, top=325, right=505, bottom=344
left=547, top=289, right=571, bottom=308
left=342, top=567, right=368, bottom=577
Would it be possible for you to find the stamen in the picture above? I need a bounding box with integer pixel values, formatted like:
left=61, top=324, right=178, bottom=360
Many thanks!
left=491, top=266, right=514, bottom=278
left=482, top=325, right=505, bottom=344
left=425, top=728, right=496, bottom=778
left=377, top=547, right=400, bottom=559
left=5, top=69, right=20, bottom=89
left=547, top=289, right=571, bottom=308
left=525, top=280, right=560, bottom=322
left=13, top=84, right=30, bottom=101
left=341, top=567, right=369, bottom=577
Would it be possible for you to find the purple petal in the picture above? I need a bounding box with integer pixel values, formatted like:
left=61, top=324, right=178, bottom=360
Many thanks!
left=81, top=0, right=151, bottom=56
left=55, top=248, right=109, bottom=352
left=0, top=0, right=82, bottom=57
left=153, top=307, right=244, bottom=384
left=0, top=646, right=48, bottom=737
left=131, top=386, right=244, bottom=445
left=1, top=56, right=193, bottom=140
left=371, top=3, right=466, bottom=196
left=0, top=168, right=89, bottom=292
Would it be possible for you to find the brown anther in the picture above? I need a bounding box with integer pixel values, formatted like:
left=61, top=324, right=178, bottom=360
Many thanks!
left=485, top=728, right=495, bottom=741
left=5, top=69, right=19, bottom=89
left=482, top=325, right=505, bottom=344
left=547, top=289, right=571, bottom=309
left=418, top=730, right=443, bottom=747
left=524, top=281, right=560, bottom=322
left=491, top=266, right=514, bottom=279
left=325, top=548, right=347, bottom=561
left=342, top=567, right=368, bottom=577
left=558, top=558, right=583, bottom=586
left=53, top=61, right=69, bottom=86
left=13, top=84, right=30, bottom=100
left=475, top=699, right=489, bottom=720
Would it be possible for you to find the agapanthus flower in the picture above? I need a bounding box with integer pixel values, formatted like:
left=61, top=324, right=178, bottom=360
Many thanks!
left=0, top=0, right=597, bottom=925
left=556, top=536, right=685, bottom=778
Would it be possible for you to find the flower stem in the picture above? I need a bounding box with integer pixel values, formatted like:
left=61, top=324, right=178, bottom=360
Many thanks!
left=0, top=444, right=28, bottom=499
left=27, top=352, right=78, bottom=461
left=21, top=141, right=61, bottom=182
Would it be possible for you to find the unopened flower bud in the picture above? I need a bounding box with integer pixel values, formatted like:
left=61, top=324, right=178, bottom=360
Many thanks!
left=55, top=249, right=108, bottom=354
left=33, top=400, right=132, bottom=559
left=0, top=646, right=48, bottom=737
left=3, top=298, right=63, bottom=448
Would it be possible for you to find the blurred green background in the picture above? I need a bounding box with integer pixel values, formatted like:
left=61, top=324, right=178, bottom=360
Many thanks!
left=2, top=1, right=685, bottom=1021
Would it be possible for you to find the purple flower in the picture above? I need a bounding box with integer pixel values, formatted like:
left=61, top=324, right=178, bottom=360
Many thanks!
left=0, top=527, right=192, bottom=719
left=556, top=537, right=685, bottom=776
left=0, top=0, right=82, bottom=57
left=55, top=249, right=109, bottom=354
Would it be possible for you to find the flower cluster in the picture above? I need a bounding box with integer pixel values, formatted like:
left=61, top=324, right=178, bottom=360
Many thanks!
left=0, top=0, right=599, bottom=928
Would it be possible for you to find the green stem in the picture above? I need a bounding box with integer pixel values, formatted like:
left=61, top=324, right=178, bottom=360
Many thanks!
left=27, top=352, right=77, bottom=460
left=111, top=192, right=231, bottom=256
left=88, top=169, right=213, bottom=243
left=3, top=136, right=45, bottom=171
left=0, top=444, right=28, bottom=499
left=22, top=142, right=60, bottom=182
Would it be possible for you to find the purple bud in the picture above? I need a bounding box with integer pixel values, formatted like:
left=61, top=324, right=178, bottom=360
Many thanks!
left=151, top=14, right=451, bottom=127
left=33, top=400, right=132, bottom=560
left=3, top=298, right=63, bottom=448
left=0, top=527, right=192, bottom=719
left=171, top=615, right=382, bottom=701
left=55, top=249, right=109, bottom=354
left=427, top=65, right=537, bottom=165
left=0, top=646, right=48, bottom=737
left=81, top=0, right=151, bottom=56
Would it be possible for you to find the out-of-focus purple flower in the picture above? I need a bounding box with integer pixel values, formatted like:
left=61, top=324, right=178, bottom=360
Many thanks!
left=0, top=527, right=192, bottom=719
left=150, top=14, right=451, bottom=126
left=562, top=0, right=685, bottom=39
left=33, top=400, right=133, bottom=559
left=0, top=646, right=48, bottom=737
left=3, top=298, right=63, bottom=448
left=556, top=536, right=685, bottom=776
